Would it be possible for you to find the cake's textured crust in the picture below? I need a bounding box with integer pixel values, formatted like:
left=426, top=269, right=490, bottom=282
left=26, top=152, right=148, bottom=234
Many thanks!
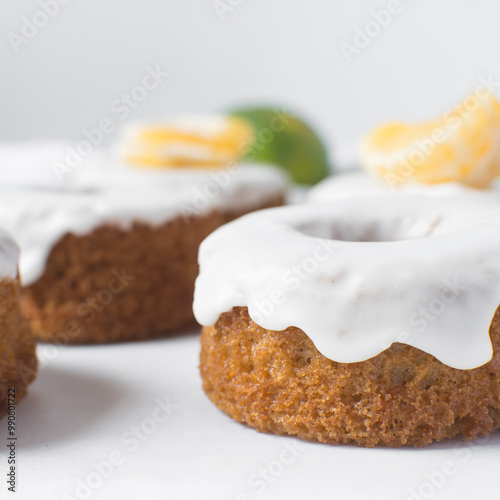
left=22, top=197, right=283, bottom=344
left=200, top=307, right=500, bottom=447
left=0, top=279, right=37, bottom=419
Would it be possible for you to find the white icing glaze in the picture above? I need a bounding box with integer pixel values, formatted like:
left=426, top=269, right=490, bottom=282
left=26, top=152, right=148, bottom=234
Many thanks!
left=0, top=144, right=288, bottom=286
left=0, top=141, right=75, bottom=189
left=74, top=153, right=287, bottom=215
left=309, top=171, right=500, bottom=202
left=193, top=197, right=500, bottom=369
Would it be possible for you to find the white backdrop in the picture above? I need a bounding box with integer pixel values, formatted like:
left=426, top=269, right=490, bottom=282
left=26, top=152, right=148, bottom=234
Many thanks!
left=2, top=0, right=500, bottom=159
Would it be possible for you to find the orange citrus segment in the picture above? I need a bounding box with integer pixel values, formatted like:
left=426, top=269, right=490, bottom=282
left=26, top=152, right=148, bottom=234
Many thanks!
left=120, top=115, right=254, bottom=169
left=361, top=91, right=500, bottom=188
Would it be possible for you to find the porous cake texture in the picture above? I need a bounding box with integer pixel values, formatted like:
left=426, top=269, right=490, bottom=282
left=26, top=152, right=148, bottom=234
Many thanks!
left=200, top=307, right=500, bottom=447
left=23, top=196, right=284, bottom=344
left=0, top=279, right=37, bottom=419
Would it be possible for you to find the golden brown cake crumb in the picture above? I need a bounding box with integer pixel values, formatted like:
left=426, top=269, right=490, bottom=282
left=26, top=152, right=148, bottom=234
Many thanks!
left=200, top=306, right=500, bottom=447
left=0, top=279, right=37, bottom=419
left=22, top=196, right=284, bottom=344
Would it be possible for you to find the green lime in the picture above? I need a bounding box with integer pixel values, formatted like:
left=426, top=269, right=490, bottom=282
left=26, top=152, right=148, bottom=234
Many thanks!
left=229, top=107, right=331, bottom=185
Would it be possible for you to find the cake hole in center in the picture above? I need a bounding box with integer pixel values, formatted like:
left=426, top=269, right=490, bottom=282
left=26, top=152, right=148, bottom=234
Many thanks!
left=294, top=215, right=443, bottom=243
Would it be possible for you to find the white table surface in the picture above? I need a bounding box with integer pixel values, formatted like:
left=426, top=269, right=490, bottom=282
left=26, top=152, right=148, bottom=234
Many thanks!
left=4, top=330, right=500, bottom=500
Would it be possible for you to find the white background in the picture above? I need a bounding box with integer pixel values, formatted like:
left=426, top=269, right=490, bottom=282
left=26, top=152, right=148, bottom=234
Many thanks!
left=2, top=0, right=500, bottom=157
